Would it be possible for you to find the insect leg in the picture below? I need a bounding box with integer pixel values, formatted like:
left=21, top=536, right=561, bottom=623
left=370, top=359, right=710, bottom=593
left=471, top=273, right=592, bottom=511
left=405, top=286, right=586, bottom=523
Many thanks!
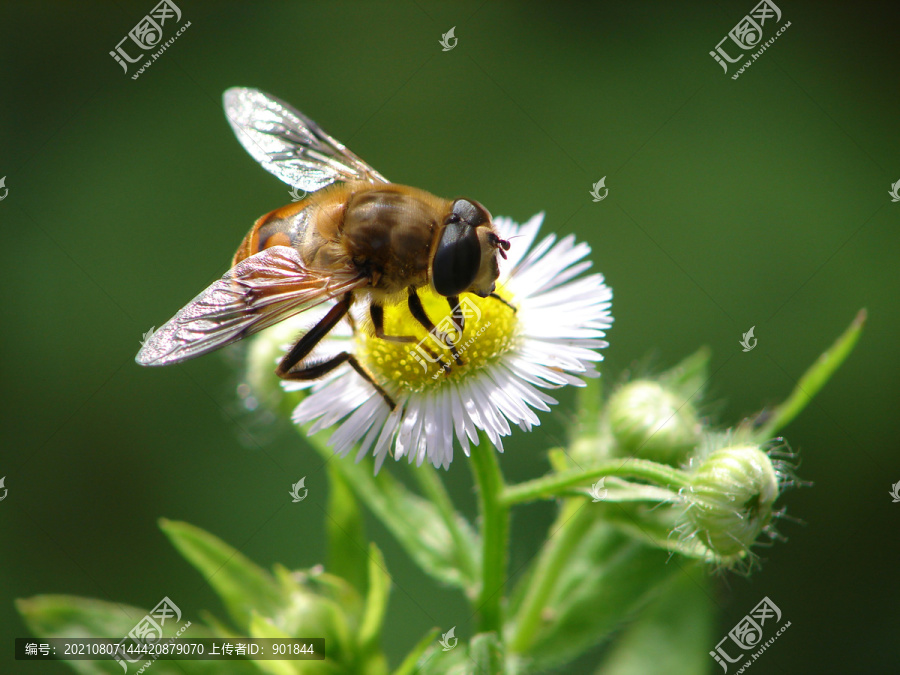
left=488, top=292, right=517, bottom=313
left=446, top=294, right=464, bottom=334
left=277, top=293, right=396, bottom=409
left=371, top=300, right=450, bottom=371
left=408, top=289, right=463, bottom=366
left=370, top=303, right=418, bottom=344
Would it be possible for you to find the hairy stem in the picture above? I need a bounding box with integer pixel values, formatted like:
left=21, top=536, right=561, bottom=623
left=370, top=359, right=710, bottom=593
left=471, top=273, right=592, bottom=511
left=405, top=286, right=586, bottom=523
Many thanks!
left=469, top=441, right=509, bottom=634
left=508, top=498, right=595, bottom=652
left=501, top=458, right=692, bottom=507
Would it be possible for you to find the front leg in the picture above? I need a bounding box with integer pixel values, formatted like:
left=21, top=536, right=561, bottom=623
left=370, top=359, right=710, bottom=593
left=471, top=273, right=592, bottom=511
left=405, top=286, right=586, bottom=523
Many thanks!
left=446, top=294, right=465, bottom=335
left=371, top=300, right=449, bottom=371
left=488, top=292, right=517, bottom=313
left=370, top=303, right=418, bottom=344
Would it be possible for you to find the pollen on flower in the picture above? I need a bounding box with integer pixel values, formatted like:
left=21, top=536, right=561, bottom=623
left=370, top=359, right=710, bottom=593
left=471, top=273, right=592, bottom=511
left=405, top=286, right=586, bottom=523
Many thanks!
left=357, top=285, right=518, bottom=393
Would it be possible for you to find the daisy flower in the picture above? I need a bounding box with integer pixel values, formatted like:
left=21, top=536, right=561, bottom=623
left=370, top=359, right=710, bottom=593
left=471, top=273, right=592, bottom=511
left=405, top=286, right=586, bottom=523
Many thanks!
left=282, top=212, right=613, bottom=471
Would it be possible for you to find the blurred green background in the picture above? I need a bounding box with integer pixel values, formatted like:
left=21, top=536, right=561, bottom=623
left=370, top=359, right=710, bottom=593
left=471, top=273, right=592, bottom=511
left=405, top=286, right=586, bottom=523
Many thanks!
left=2, top=1, right=898, bottom=672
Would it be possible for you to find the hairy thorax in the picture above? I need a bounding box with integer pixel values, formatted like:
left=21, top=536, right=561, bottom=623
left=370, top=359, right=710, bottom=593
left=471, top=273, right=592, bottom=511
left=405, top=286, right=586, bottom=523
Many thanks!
left=341, top=185, right=443, bottom=297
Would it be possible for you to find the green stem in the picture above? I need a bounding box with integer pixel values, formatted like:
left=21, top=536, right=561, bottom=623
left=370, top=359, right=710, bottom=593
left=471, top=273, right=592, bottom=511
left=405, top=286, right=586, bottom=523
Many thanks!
left=508, top=498, right=595, bottom=653
left=410, top=463, right=479, bottom=589
left=500, top=459, right=692, bottom=507
left=469, top=440, right=509, bottom=634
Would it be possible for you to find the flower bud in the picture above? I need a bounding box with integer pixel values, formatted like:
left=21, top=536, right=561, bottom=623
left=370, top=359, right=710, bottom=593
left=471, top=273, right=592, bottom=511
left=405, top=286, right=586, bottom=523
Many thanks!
left=262, top=566, right=357, bottom=667
left=685, top=445, right=780, bottom=563
left=607, top=380, right=701, bottom=465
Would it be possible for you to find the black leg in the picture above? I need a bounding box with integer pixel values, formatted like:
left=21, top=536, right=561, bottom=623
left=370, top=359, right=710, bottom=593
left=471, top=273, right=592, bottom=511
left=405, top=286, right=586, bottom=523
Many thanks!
left=277, top=294, right=351, bottom=375
left=408, top=288, right=463, bottom=366
left=371, top=295, right=449, bottom=371
left=276, top=294, right=395, bottom=410
left=370, top=303, right=418, bottom=343
left=281, top=352, right=396, bottom=410
left=488, top=292, right=517, bottom=313
left=447, top=294, right=465, bottom=334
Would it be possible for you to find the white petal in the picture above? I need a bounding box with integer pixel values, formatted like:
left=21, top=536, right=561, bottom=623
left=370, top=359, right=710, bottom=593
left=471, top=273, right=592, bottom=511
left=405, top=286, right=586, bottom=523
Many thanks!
left=280, top=211, right=613, bottom=471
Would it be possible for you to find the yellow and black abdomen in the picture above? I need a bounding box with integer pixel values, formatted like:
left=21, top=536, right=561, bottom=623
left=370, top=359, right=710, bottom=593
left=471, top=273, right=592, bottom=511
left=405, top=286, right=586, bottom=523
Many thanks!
left=231, top=184, right=354, bottom=269
left=231, top=199, right=315, bottom=266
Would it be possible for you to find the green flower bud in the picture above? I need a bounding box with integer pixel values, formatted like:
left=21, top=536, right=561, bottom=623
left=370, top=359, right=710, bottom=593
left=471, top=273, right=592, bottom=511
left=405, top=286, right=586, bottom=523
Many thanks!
left=684, top=445, right=780, bottom=565
left=265, top=566, right=359, bottom=666
left=608, top=380, right=701, bottom=465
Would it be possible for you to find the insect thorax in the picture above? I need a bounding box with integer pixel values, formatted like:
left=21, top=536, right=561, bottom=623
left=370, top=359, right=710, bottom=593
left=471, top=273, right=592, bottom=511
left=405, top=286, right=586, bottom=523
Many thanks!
left=342, top=186, right=443, bottom=294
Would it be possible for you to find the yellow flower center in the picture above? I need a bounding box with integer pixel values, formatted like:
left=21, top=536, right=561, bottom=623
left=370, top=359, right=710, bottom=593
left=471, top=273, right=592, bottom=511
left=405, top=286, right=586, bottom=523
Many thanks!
left=358, top=286, right=518, bottom=393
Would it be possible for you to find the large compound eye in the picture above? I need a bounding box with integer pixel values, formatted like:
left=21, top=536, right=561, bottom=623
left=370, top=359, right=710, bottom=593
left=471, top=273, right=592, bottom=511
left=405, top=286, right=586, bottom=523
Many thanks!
left=432, top=217, right=481, bottom=296
left=451, top=198, right=489, bottom=228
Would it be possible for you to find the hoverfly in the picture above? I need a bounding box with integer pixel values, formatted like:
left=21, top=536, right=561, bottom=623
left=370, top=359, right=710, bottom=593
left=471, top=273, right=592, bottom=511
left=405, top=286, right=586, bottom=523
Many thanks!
left=136, top=88, right=511, bottom=409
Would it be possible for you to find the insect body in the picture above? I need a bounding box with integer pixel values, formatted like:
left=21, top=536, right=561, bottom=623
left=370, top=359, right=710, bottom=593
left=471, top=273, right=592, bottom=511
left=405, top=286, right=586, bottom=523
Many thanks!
left=136, top=88, right=510, bottom=408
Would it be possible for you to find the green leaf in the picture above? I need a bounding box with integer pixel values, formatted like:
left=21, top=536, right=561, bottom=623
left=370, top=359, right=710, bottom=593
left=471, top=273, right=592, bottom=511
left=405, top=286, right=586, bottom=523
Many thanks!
left=305, top=436, right=479, bottom=592
left=659, top=345, right=712, bottom=399
left=413, top=633, right=524, bottom=675
left=594, top=567, right=714, bottom=675
left=269, top=565, right=357, bottom=662
left=248, top=613, right=343, bottom=675
left=16, top=595, right=255, bottom=675
left=753, top=308, right=866, bottom=441
left=248, top=613, right=299, bottom=675
left=414, top=642, right=471, bottom=675
left=521, top=522, right=678, bottom=670
left=159, top=519, right=283, bottom=630
left=410, top=463, right=480, bottom=585
left=358, top=543, right=391, bottom=654
left=508, top=498, right=591, bottom=644
left=469, top=632, right=504, bottom=675
left=392, top=628, right=439, bottom=675
left=326, top=461, right=369, bottom=595
left=198, top=609, right=241, bottom=638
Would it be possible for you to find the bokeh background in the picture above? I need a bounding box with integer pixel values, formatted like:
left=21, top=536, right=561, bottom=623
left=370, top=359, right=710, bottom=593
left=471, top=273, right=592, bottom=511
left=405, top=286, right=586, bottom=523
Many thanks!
left=2, top=1, right=898, bottom=672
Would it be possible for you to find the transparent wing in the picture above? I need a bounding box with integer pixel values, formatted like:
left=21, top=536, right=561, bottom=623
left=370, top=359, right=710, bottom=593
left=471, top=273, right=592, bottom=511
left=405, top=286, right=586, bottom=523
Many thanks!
left=223, top=87, right=388, bottom=193
left=136, top=246, right=368, bottom=366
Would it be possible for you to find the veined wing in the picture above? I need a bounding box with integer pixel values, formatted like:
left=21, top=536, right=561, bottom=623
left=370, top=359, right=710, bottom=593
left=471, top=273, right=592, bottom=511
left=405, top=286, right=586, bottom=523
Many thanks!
left=223, top=87, right=388, bottom=193
left=136, top=246, right=367, bottom=366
